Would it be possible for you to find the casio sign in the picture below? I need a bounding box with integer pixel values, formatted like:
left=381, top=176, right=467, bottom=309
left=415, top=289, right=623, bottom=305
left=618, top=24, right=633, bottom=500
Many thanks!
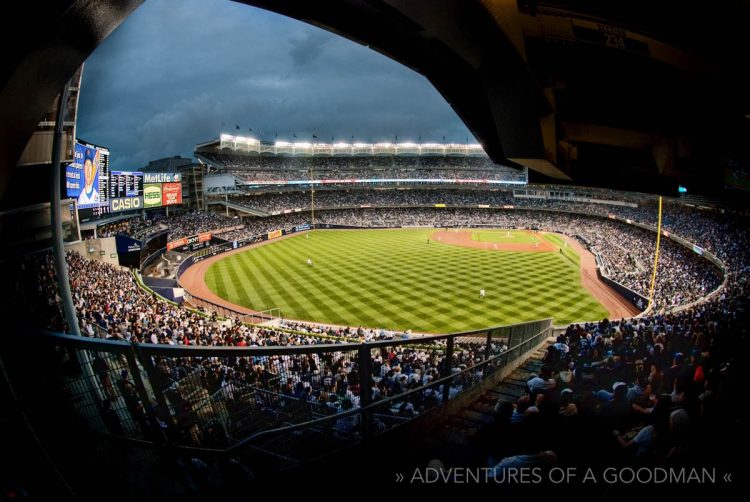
left=110, top=197, right=143, bottom=212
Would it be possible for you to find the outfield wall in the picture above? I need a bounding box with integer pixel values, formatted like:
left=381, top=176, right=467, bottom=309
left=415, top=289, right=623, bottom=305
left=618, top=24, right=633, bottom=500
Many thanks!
left=597, top=271, right=648, bottom=312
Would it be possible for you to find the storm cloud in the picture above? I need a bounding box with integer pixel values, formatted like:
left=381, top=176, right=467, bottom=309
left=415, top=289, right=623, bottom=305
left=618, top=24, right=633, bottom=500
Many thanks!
left=76, top=0, right=474, bottom=170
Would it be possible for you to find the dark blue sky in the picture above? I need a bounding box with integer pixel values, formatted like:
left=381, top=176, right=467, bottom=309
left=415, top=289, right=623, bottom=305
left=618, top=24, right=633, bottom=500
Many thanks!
left=76, top=0, right=473, bottom=170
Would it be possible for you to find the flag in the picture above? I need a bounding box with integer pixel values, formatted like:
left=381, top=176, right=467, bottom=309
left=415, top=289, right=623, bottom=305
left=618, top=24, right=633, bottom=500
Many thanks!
left=275, top=131, right=278, bottom=138
left=395, top=134, right=398, bottom=141
left=418, top=135, right=421, bottom=141
left=235, top=125, right=240, bottom=130
left=249, top=127, right=253, bottom=132
left=312, top=134, right=318, bottom=139
left=442, top=135, right=445, bottom=141
left=293, top=133, right=297, bottom=138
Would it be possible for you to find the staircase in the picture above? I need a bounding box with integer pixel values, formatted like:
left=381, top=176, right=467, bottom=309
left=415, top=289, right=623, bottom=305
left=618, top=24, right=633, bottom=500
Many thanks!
left=419, top=344, right=549, bottom=463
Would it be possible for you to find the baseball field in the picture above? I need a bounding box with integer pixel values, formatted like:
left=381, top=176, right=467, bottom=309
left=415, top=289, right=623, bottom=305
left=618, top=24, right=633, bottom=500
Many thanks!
left=203, top=228, right=609, bottom=333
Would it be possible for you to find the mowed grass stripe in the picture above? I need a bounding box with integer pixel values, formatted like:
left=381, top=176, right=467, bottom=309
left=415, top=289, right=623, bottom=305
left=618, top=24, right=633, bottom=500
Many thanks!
left=205, top=259, right=230, bottom=299
left=291, top=243, right=435, bottom=328
left=320, top=236, right=510, bottom=325
left=236, top=251, right=295, bottom=313
left=323, top=253, right=467, bottom=321
left=203, top=229, right=609, bottom=332
left=235, top=253, right=277, bottom=306
left=217, top=251, right=259, bottom=307
left=271, top=238, right=417, bottom=328
left=242, top=249, right=317, bottom=320
left=287, top=230, right=454, bottom=327
left=262, top=242, right=405, bottom=327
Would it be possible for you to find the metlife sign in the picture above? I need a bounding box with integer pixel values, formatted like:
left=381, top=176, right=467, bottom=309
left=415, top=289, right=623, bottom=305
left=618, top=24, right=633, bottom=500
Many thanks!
left=144, top=173, right=181, bottom=183
left=110, top=196, right=143, bottom=212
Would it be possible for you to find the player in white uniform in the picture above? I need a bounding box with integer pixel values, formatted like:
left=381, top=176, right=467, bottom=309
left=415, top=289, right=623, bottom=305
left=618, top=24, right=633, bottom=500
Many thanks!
left=479, top=288, right=486, bottom=299
left=306, top=257, right=313, bottom=267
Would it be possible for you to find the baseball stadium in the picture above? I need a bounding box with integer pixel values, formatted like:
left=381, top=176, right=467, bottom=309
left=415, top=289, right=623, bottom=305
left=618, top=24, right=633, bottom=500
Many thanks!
left=1, top=0, right=749, bottom=497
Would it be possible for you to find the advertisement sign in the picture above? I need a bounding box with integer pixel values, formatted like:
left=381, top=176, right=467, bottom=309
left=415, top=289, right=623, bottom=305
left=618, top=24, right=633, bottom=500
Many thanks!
left=267, top=229, right=282, bottom=240
left=115, top=234, right=143, bottom=254
left=144, top=172, right=181, bottom=183
left=143, top=184, right=162, bottom=208
left=162, top=182, right=183, bottom=206
left=110, top=196, right=143, bottom=212
left=115, top=234, right=143, bottom=268
left=236, top=234, right=264, bottom=248
left=167, top=232, right=211, bottom=251
left=189, top=240, right=211, bottom=251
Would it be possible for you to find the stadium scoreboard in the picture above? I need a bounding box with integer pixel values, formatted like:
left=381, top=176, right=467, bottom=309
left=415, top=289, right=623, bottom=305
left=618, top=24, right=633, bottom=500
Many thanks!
left=108, top=171, right=144, bottom=199
left=67, top=139, right=183, bottom=221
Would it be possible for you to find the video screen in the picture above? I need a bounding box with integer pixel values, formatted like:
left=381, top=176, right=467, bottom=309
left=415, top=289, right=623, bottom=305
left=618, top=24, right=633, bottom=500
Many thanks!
left=65, top=141, right=110, bottom=209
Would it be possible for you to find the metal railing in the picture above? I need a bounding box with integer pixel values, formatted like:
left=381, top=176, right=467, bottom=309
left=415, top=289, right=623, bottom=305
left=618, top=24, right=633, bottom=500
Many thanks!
left=13, top=317, right=552, bottom=474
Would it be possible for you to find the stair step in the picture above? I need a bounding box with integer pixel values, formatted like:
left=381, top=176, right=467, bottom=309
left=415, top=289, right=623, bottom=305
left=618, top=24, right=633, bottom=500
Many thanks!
left=469, top=400, right=497, bottom=414
left=442, top=416, right=483, bottom=435
left=431, top=429, right=471, bottom=448
left=420, top=433, right=467, bottom=453
left=494, top=384, right=527, bottom=398
left=486, top=388, right=524, bottom=402
left=476, top=392, right=499, bottom=405
left=457, top=408, right=496, bottom=425
left=425, top=342, right=553, bottom=457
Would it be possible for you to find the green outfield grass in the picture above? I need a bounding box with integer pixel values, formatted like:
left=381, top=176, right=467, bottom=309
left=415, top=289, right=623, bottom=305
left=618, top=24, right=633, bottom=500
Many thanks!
left=204, top=229, right=608, bottom=332
left=543, top=232, right=581, bottom=265
left=470, top=229, right=539, bottom=244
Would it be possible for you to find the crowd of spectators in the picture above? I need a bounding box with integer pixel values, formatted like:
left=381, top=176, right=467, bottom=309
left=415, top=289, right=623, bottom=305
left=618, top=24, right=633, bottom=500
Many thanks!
left=225, top=189, right=515, bottom=214
left=24, top=249, right=506, bottom=446
left=203, top=153, right=502, bottom=171
left=474, top=281, right=745, bottom=473
left=230, top=168, right=523, bottom=184
left=164, top=211, right=242, bottom=240
left=96, top=217, right=162, bottom=238
left=200, top=152, right=525, bottom=184
left=21, top=184, right=748, bottom=458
